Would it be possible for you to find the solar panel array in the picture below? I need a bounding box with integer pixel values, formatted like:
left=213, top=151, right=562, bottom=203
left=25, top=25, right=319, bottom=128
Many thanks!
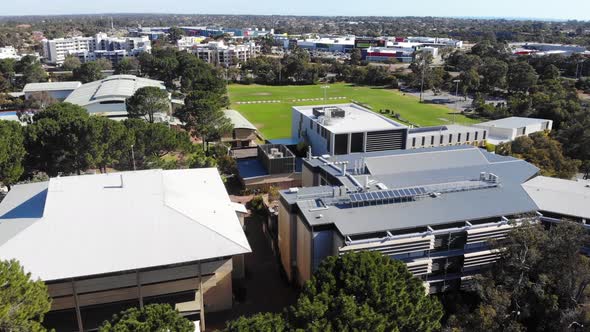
left=349, top=187, right=428, bottom=205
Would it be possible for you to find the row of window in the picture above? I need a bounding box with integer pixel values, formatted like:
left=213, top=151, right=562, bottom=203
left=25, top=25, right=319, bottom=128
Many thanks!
left=411, top=131, right=487, bottom=148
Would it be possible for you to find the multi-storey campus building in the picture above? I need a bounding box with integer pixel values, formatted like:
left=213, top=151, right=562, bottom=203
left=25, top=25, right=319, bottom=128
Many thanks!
left=186, top=40, right=259, bottom=66
left=292, top=104, right=490, bottom=156
left=278, top=146, right=540, bottom=292
left=42, top=33, right=151, bottom=65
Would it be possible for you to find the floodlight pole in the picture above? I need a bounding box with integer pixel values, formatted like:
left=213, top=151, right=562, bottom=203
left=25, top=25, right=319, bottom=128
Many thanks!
left=419, top=60, right=425, bottom=102
left=321, top=85, right=330, bottom=103
left=453, top=79, right=461, bottom=124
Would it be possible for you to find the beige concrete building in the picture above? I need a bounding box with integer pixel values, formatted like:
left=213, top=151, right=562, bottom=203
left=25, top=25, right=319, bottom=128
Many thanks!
left=223, top=110, right=258, bottom=148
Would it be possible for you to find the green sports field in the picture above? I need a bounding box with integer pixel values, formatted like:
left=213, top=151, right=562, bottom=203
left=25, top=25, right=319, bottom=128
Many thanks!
left=228, top=83, right=479, bottom=140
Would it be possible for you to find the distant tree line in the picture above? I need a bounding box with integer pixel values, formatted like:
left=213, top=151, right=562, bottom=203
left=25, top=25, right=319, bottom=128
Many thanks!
left=239, top=47, right=397, bottom=87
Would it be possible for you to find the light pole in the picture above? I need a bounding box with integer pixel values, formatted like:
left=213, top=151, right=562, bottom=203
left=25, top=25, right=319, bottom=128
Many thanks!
left=419, top=60, right=426, bottom=102
left=453, top=79, right=461, bottom=124
left=321, top=85, right=330, bottom=103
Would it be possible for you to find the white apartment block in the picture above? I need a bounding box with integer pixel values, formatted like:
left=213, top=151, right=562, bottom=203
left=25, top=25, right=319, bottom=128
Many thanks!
left=188, top=41, right=259, bottom=66
left=0, top=46, right=20, bottom=60
left=177, top=36, right=206, bottom=51
left=42, top=33, right=151, bottom=65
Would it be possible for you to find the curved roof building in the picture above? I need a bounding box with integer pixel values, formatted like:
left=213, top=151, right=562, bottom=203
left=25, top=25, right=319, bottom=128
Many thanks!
left=65, top=75, right=167, bottom=118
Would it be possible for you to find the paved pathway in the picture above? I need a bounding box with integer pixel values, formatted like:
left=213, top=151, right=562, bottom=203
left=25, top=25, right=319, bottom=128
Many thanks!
left=205, top=214, right=298, bottom=330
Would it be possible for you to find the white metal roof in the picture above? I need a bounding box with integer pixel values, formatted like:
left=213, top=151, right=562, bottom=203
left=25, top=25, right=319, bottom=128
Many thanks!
left=475, top=116, right=551, bottom=129
left=523, top=176, right=590, bottom=220
left=0, top=168, right=251, bottom=281
left=224, top=110, right=257, bottom=131
left=23, top=81, right=82, bottom=93
left=294, top=103, right=406, bottom=134
left=64, top=75, right=165, bottom=107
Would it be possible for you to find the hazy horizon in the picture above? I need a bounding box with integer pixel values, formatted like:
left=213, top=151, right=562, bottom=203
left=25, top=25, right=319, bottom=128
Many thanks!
left=2, top=0, right=590, bottom=21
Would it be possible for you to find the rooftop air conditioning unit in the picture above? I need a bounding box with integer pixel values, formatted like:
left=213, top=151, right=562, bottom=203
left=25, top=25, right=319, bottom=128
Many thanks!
left=312, top=107, right=325, bottom=117
left=329, top=107, right=346, bottom=118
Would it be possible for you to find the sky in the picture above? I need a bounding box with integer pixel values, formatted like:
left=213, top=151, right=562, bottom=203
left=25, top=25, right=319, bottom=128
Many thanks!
left=2, top=0, right=590, bottom=20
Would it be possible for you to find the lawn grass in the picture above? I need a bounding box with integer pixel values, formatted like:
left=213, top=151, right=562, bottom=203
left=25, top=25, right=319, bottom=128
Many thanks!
left=228, top=83, right=479, bottom=139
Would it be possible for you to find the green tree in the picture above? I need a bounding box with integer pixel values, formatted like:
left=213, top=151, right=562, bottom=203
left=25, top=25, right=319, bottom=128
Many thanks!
left=62, top=56, right=82, bottom=71
left=350, top=48, right=362, bottom=65
left=95, top=58, right=113, bottom=71
left=0, top=259, right=52, bottom=332
left=0, top=75, right=10, bottom=92
left=168, top=27, right=186, bottom=43
left=88, top=117, right=134, bottom=173
left=179, top=57, right=228, bottom=101
left=541, top=64, right=560, bottom=80
left=114, top=57, right=139, bottom=75
left=24, top=102, right=95, bottom=176
left=126, top=86, right=170, bottom=123
left=223, top=312, right=287, bottom=332
left=99, top=303, right=194, bottom=332
left=459, top=68, right=481, bottom=96
left=557, top=111, right=590, bottom=163
left=0, top=58, right=15, bottom=77
left=497, top=132, right=579, bottom=179
left=188, top=149, right=217, bottom=168
left=121, top=119, right=192, bottom=169
left=479, top=58, right=508, bottom=92
left=507, top=62, right=538, bottom=93
left=17, top=55, right=47, bottom=85
left=73, top=61, right=104, bottom=83
left=176, top=91, right=232, bottom=151
left=142, top=49, right=180, bottom=88
left=288, top=251, right=443, bottom=332
left=0, top=120, right=25, bottom=187
left=456, top=221, right=590, bottom=331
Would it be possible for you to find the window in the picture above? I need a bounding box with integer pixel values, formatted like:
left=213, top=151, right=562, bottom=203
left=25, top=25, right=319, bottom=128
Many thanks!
left=412, top=137, right=416, bottom=147
left=483, top=131, right=487, bottom=140
left=309, top=119, right=313, bottom=129
left=458, top=133, right=462, bottom=142
left=334, top=134, right=349, bottom=155
left=449, top=134, right=453, bottom=144
left=439, top=135, right=444, bottom=145
left=351, top=132, right=364, bottom=153
left=466, top=132, right=470, bottom=141
left=421, top=136, right=425, bottom=146
left=431, top=136, right=435, bottom=145
left=475, top=131, right=478, bottom=140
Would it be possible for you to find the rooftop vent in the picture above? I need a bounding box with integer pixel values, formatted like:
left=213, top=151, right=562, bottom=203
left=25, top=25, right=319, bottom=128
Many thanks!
left=312, top=107, right=325, bottom=117
left=326, top=107, right=346, bottom=118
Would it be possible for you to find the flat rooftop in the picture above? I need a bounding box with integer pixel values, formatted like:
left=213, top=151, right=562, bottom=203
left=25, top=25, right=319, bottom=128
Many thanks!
left=523, top=176, right=590, bottom=220
left=475, top=116, right=550, bottom=129
left=408, top=124, right=483, bottom=137
left=294, top=104, right=407, bottom=134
